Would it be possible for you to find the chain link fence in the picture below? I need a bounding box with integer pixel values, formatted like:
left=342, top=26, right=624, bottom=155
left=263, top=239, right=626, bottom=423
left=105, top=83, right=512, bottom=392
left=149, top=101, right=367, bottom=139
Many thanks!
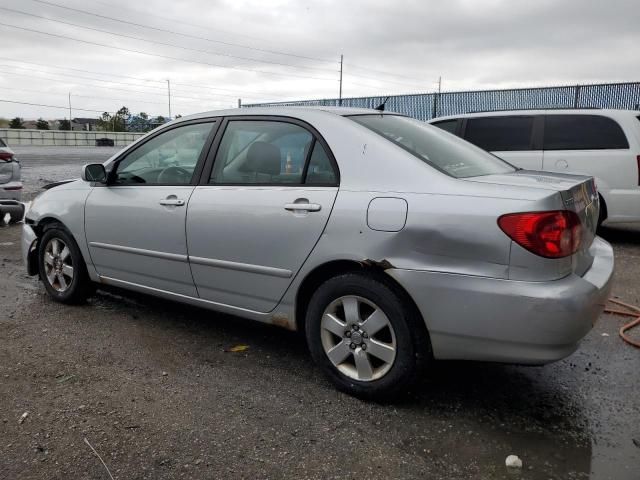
left=245, top=82, right=640, bottom=121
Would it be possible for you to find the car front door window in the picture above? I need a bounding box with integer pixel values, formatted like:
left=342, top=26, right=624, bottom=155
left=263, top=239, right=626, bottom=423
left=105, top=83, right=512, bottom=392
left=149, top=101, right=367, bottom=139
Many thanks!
left=115, top=122, right=214, bottom=185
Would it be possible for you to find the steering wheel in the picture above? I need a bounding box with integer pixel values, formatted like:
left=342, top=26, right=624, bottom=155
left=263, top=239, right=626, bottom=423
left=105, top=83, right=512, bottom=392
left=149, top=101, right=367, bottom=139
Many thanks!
left=157, top=165, right=191, bottom=184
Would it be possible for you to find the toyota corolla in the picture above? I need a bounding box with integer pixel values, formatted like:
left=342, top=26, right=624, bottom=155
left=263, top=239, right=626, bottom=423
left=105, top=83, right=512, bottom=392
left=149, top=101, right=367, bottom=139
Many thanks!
left=22, top=107, right=614, bottom=398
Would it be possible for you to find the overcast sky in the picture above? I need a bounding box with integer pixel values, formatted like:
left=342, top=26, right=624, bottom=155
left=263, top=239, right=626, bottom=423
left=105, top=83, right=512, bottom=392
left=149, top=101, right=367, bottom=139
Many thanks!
left=0, top=0, right=638, bottom=120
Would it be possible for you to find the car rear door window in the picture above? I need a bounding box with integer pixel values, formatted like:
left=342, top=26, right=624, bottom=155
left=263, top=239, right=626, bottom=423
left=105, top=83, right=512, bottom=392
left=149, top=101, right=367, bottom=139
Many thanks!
left=464, top=116, right=535, bottom=151
left=543, top=115, right=629, bottom=150
left=305, top=141, right=337, bottom=184
left=210, top=120, right=314, bottom=185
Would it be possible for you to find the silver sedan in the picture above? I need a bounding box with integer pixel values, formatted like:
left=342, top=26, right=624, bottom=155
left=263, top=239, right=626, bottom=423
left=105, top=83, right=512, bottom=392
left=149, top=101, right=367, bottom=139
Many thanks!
left=22, top=107, right=614, bottom=398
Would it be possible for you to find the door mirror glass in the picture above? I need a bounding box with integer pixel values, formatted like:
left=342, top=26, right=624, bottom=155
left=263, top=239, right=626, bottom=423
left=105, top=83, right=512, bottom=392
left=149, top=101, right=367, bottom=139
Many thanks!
left=82, top=163, right=107, bottom=183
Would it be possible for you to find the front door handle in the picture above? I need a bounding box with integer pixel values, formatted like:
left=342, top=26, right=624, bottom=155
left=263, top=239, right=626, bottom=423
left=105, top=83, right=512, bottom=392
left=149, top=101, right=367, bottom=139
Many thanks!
left=284, top=202, right=321, bottom=212
left=159, top=198, right=185, bottom=206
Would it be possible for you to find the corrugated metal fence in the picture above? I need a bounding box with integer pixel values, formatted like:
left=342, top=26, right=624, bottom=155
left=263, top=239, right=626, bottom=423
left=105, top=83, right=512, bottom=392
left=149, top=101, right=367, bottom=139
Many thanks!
left=245, top=82, right=640, bottom=121
left=0, top=128, right=145, bottom=147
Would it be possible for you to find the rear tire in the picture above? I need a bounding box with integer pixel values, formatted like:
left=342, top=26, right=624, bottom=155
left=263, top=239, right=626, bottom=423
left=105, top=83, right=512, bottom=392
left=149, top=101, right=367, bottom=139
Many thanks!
left=38, top=224, right=93, bottom=304
left=305, top=272, right=429, bottom=400
left=597, top=194, right=607, bottom=228
left=8, top=204, right=25, bottom=224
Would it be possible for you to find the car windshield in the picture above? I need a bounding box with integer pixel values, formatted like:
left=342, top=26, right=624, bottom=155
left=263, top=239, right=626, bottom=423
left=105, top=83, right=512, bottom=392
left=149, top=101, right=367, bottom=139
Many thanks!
left=348, top=114, right=515, bottom=178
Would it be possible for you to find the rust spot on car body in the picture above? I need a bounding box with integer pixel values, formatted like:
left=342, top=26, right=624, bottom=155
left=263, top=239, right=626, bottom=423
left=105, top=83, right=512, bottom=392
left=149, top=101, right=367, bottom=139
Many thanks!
left=271, top=313, right=294, bottom=330
left=360, top=259, right=395, bottom=270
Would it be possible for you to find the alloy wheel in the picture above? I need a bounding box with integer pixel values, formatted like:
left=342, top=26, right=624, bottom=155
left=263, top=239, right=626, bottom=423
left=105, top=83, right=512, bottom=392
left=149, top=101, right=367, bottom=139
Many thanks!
left=43, top=237, right=74, bottom=293
left=320, top=295, right=397, bottom=381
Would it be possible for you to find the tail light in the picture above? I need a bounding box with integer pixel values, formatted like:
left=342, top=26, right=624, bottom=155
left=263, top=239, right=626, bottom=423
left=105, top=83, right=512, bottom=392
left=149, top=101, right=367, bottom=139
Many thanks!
left=0, top=152, right=13, bottom=161
left=498, top=210, right=582, bottom=258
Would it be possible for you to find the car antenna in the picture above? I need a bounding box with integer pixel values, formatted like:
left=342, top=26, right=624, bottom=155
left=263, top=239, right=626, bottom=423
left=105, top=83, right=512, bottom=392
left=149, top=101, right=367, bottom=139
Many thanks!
left=375, top=96, right=390, bottom=112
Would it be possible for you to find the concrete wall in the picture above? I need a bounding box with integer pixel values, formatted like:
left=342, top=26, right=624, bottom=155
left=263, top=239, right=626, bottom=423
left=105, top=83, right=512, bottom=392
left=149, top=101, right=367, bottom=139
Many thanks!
left=0, top=129, right=145, bottom=147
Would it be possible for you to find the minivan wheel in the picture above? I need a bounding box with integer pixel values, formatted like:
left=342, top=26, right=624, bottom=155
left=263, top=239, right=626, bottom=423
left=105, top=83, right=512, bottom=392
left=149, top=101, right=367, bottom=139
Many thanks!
left=38, top=225, right=93, bottom=304
left=305, top=272, right=428, bottom=400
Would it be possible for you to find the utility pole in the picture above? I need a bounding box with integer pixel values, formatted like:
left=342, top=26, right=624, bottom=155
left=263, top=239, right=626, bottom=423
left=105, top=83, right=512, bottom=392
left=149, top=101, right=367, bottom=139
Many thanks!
left=432, top=76, right=442, bottom=119
left=68, top=92, right=72, bottom=131
left=238, top=98, right=242, bottom=108
left=167, top=79, right=172, bottom=120
left=339, top=54, right=343, bottom=106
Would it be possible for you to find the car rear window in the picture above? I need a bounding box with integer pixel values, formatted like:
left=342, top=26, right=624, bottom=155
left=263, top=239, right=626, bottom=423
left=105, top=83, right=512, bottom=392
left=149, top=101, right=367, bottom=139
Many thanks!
left=464, top=116, right=535, bottom=151
left=544, top=115, right=629, bottom=150
left=349, top=114, right=515, bottom=178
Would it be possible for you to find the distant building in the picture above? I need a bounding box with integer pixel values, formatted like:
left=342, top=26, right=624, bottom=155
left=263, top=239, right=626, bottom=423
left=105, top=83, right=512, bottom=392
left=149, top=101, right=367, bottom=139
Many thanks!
left=71, top=117, right=99, bottom=131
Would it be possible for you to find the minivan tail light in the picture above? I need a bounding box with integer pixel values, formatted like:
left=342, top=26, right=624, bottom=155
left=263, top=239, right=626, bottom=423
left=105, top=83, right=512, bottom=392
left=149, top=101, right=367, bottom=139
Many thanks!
left=498, top=210, right=582, bottom=258
left=0, top=152, right=13, bottom=161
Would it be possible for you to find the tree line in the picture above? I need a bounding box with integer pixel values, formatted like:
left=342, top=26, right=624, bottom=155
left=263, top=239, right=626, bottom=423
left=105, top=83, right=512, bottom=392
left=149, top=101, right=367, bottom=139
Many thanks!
left=3, top=106, right=177, bottom=132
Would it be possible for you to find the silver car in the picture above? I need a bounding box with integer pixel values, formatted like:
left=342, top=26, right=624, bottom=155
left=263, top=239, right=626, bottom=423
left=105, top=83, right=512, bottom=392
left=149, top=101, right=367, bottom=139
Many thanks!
left=22, top=107, right=614, bottom=398
left=0, top=138, right=24, bottom=223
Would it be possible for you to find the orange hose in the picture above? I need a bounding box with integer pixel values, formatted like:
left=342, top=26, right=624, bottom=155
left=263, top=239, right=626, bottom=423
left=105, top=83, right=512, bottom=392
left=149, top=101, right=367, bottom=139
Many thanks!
left=604, top=298, right=640, bottom=348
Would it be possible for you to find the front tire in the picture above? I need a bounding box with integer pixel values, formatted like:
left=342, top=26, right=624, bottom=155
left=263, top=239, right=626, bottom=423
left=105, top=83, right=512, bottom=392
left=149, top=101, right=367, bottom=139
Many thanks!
left=38, top=224, right=93, bottom=304
left=305, top=272, right=429, bottom=400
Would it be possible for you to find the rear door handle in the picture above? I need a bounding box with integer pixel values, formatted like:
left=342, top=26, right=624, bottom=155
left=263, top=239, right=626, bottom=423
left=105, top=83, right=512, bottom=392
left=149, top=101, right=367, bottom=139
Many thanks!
left=159, top=198, right=185, bottom=206
left=284, top=203, right=321, bottom=212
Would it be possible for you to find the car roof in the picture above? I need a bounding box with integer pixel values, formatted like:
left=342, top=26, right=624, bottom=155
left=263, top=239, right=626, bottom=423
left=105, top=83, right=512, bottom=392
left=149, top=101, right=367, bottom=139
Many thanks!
left=177, top=106, right=397, bottom=122
left=430, top=108, right=639, bottom=122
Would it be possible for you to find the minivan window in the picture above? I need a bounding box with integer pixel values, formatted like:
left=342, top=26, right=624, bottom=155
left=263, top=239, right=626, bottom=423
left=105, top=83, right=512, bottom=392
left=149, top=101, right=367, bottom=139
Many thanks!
left=544, top=115, right=629, bottom=150
left=432, top=119, right=459, bottom=135
left=465, top=116, right=534, bottom=151
left=349, top=115, right=515, bottom=178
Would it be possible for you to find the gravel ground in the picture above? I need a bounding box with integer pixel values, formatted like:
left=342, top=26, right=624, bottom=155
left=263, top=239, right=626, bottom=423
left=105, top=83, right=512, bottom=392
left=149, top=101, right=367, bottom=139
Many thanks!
left=0, top=147, right=639, bottom=479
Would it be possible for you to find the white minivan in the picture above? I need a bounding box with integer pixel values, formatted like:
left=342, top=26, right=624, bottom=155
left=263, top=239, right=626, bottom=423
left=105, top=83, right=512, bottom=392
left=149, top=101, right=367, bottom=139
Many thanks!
left=429, top=109, right=640, bottom=225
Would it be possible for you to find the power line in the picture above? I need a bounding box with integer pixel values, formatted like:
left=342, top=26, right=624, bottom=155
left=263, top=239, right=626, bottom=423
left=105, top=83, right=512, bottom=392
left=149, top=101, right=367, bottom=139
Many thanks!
left=90, top=0, right=334, bottom=62
left=0, top=61, right=289, bottom=102
left=0, top=56, right=296, bottom=99
left=0, top=98, right=105, bottom=113
left=0, top=69, right=232, bottom=106
left=0, top=65, right=260, bottom=104
left=25, top=1, right=428, bottom=90
left=0, top=63, right=167, bottom=93
left=0, top=22, right=338, bottom=82
left=0, top=6, right=339, bottom=75
left=0, top=85, right=167, bottom=106
left=344, top=62, right=431, bottom=83
left=32, top=0, right=338, bottom=66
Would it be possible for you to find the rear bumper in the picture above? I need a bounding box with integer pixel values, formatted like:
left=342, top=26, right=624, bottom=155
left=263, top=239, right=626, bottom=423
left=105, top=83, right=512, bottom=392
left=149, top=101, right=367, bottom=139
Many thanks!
left=388, top=236, right=614, bottom=364
left=1, top=182, right=23, bottom=201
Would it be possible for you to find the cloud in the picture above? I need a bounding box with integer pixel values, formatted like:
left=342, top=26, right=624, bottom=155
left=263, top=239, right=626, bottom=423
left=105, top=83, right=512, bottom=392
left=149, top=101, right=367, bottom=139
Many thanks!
left=0, top=0, right=638, bottom=119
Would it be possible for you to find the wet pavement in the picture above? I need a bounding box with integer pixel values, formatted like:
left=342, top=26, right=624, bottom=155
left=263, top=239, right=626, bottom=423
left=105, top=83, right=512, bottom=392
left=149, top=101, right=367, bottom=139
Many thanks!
left=0, top=147, right=639, bottom=479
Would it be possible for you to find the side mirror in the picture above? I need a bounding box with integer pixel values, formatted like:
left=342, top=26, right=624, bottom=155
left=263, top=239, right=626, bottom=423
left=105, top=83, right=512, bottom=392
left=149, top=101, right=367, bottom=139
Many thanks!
left=81, top=164, right=107, bottom=183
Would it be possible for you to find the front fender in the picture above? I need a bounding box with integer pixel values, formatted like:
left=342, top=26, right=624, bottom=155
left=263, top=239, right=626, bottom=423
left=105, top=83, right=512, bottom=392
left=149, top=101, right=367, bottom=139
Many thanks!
left=26, top=181, right=98, bottom=280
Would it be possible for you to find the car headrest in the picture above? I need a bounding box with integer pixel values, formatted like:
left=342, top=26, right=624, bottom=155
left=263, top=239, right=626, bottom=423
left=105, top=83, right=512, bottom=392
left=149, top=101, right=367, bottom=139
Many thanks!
left=241, top=141, right=281, bottom=175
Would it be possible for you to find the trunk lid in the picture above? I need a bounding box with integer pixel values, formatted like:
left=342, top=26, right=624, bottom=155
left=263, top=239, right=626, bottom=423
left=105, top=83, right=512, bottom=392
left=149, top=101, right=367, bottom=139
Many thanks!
left=469, top=170, right=599, bottom=275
